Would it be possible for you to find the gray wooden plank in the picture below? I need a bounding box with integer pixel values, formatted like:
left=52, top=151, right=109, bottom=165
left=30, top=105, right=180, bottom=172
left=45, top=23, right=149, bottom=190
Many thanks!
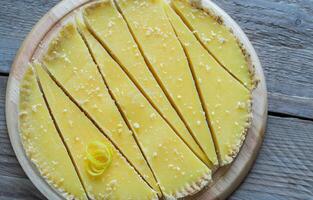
left=1, top=0, right=313, bottom=118
left=0, top=77, right=29, bottom=179
left=0, top=175, right=44, bottom=200
left=0, top=75, right=313, bottom=199
left=269, top=92, right=313, bottom=119
left=0, top=0, right=59, bottom=74
left=230, top=115, right=313, bottom=200
left=0, top=76, right=44, bottom=199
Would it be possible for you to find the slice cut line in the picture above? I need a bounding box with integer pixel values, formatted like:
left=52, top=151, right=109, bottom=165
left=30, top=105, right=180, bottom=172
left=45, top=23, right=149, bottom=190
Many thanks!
left=19, top=65, right=88, bottom=200
left=76, top=16, right=163, bottom=195
left=82, top=0, right=210, bottom=166
left=40, top=23, right=159, bottom=192
left=79, top=18, right=212, bottom=198
left=164, top=3, right=252, bottom=165
left=171, top=0, right=254, bottom=89
left=35, top=63, right=158, bottom=199
left=113, top=0, right=218, bottom=166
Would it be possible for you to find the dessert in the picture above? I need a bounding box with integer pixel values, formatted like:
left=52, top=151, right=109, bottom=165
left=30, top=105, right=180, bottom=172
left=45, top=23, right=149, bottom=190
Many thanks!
left=18, top=0, right=254, bottom=198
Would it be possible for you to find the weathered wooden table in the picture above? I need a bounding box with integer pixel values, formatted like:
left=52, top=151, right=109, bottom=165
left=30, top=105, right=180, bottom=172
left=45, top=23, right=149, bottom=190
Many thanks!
left=1, top=0, right=312, bottom=199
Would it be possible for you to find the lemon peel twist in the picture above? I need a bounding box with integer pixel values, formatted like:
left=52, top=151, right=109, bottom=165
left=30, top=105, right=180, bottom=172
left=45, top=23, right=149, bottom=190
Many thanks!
left=86, top=141, right=113, bottom=176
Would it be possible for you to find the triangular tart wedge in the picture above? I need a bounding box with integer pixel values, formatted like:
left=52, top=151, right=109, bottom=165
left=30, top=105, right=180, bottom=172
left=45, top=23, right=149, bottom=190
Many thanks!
left=171, top=0, right=254, bottom=89
left=79, top=21, right=212, bottom=198
left=41, top=23, right=159, bottom=192
left=164, top=4, right=252, bottom=165
left=35, top=64, right=158, bottom=199
left=109, top=0, right=218, bottom=167
left=19, top=65, right=88, bottom=200
left=82, top=0, right=209, bottom=166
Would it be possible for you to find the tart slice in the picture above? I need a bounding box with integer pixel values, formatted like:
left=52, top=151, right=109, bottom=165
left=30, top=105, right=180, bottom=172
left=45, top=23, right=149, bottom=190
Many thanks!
left=164, top=4, right=251, bottom=165
left=82, top=0, right=209, bottom=165
left=41, top=24, right=158, bottom=191
left=80, top=23, right=211, bottom=198
left=113, top=0, right=218, bottom=167
left=19, top=65, right=87, bottom=200
left=35, top=64, right=158, bottom=199
left=171, top=0, right=253, bottom=89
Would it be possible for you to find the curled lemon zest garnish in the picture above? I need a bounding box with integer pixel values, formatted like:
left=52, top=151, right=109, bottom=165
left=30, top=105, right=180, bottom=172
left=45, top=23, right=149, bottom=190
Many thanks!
left=85, top=141, right=113, bottom=176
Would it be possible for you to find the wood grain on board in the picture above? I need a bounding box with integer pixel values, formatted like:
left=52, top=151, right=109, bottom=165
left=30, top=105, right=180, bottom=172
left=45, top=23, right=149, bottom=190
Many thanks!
left=0, top=0, right=59, bottom=74
left=0, top=76, right=45, bottom=200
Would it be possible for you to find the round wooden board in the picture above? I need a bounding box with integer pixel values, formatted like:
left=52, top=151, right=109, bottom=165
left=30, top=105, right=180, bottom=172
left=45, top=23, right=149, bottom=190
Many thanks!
left=5, top=0, right=268, bottom=199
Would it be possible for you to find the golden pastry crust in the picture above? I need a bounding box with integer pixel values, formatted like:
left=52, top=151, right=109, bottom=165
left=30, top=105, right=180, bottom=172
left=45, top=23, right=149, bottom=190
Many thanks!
left=163, top=171, right=211, bottom=199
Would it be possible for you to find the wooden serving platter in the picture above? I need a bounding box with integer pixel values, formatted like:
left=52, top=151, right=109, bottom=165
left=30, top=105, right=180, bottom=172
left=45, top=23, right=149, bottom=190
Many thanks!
left=5, top=0, right=268, bottom=199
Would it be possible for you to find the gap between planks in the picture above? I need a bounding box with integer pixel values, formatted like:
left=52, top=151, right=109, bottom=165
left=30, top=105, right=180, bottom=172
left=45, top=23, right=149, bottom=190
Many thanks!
left=0, top=73, right=9, bottom=77
left=268, top=111, right=313, bottom=123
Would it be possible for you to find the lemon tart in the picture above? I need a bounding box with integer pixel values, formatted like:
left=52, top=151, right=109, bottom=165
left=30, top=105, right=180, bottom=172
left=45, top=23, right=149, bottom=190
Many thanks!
left=17, top=0, right=256, bottom=198
left=164, top=4, right=251, bottom=165
left=113, top=0, right=218, bottom=166
left=19, top=65, right=88, bottom=200
left=171, top=0, right=253, bottom=89
left=82, top=0, right=209, bottom=165
left=35, top=63, right=158, bottom=199
left=79, top=19, right=211, bottom=198
left=41, top=23, right=158, bottom=191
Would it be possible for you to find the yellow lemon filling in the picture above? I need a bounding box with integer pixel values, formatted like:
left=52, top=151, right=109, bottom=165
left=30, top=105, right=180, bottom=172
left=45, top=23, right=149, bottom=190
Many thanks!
left=41, top=23, right=159, bottom=192
left=35, top=63, right=158, bottom=199
left=114, top=0, right=218, bottom=167
left=19, top=65, right=88, bottom=199
left=79, top=15, right=211, bottom=197
left=82, top=0, right=209, bottom=165
left=164, top=3, right=251, bottom=165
